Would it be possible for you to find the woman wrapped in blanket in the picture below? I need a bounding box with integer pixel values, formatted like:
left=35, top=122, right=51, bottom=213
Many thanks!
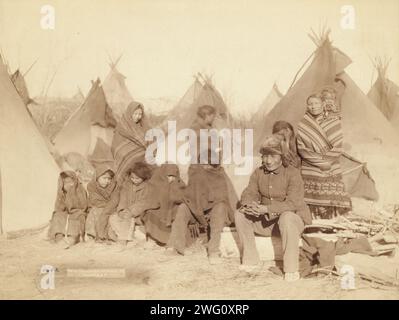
left=111, top=102, right=151, bottom=183
left=296, top=93, right=352, bottom=219
left=85, top=164, right=120, bottom=242
left=48, top=171, right=88, bottom=245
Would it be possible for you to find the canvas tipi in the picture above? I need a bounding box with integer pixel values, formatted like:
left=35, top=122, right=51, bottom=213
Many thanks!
left=251, top=83, right=283, bottom=144
left=71, top=87, right=85, bottom=104
left=0, top=57, right=59, bottom=234
left=367, top=58, right=399, bottom=134
left=163, top=76, right=203, bottom=124
left=162, top=73, right=234, bottom=134
left=53, top=79, right=117, bottom=157
left=102, top=56, right=134, bottom=120
left=256, top=30, right=399, bottom=204
left=88, top=137, right=115, bottom=168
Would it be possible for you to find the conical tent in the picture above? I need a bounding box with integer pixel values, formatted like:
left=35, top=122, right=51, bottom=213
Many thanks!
left=163, top=77, right=203, bottom=124
left=367, top=58, right=399, bottom=134
left=256, top=32, right=399, bottom=204
left=88, top=137, right=115, bottom=168
left=71, top=87, right=85, bottom=103
left=159, top=75, right=234, bottom=139
left=0, top=58, right=59, bottom=234
left=53, top=79, right=117, bottom=157
left=102, top=59, right=134, bottom=120
left=252, top=83, right=283, bottom=144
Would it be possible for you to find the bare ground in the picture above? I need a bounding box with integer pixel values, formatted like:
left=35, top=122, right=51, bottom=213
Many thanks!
left=1, top=232, right=398, bottom=300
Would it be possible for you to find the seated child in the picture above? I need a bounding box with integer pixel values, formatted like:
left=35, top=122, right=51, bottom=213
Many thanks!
left=48, top=171, right=88, bottom=245
left=85, top=164, right=120, bottom=242
left=108, top=162, right=153, bottom=245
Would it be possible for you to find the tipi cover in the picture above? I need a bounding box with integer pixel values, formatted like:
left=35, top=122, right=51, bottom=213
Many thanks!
left=0, top=58, right=59, bottom=234
left=53, top=79, right=117, bottom=157
left=88, top=137, right=115, bottom=168
left=251, top=83, right=283, bottom=144
left=102, top=60, right=134, bottom=121
left=163, top=74, right=234, bottom=133
left=256, top=32, right=399, bottom=204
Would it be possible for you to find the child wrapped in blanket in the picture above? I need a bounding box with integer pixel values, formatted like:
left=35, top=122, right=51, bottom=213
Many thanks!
left=48, top=171, right=88, bottom=245
left=108, top=162, right=154, bottom=245
left=85, top=164, right=120, bottom=242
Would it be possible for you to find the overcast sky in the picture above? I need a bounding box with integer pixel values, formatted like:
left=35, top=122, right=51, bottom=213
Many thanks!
left=0, top=0, right=398, bottom=115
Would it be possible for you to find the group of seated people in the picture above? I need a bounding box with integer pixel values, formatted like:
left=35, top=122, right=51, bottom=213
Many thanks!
left=48, top=84, right=351, bottom=282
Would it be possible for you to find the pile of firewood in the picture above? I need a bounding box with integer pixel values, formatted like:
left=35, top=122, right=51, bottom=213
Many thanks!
left=305, top=204, right=399, bottom=245
left=305, top=205, right=399, bottom=288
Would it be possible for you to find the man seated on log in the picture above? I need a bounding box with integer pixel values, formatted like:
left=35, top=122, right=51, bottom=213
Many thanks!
left=235, top=135, right=312, bottom=281
left=166, top=149, right=238, bottom=265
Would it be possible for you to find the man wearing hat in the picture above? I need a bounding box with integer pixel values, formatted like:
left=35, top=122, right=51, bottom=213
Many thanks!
left=235, top=135, right=312, bottom=282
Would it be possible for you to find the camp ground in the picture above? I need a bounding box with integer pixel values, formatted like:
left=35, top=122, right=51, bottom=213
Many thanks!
left=0, top=0, right=399, bottom=301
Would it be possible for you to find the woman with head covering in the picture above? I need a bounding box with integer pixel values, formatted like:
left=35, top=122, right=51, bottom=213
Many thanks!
left=141, top=163, right=186, bottom=245
left=272, top=120, right=301, bottom=169
left=85, top=164, right=120, bottom=242
left=48, top=171, right=88, bottom=245
left=296, top=93, right=352, bottom=219
left=111, top=102, right=151, bottom=183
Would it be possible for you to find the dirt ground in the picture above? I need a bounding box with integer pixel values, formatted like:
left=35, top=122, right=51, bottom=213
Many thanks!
left=1, top=231, right=398, bottom=300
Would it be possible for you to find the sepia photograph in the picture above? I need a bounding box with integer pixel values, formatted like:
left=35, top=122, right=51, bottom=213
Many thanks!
left=0, top=0, right=399, bottom=304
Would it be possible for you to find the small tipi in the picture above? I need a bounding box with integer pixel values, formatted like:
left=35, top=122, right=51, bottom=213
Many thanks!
left=88, top=137, right=115, bottom=168
left=53, top=79, right=117, bottom=157
left=367, top=58, right=399, bottom=134
left=71, top=87, right=85, bottom=104
left=163, top=76, right=203, bottom=124
left=102, top=56, right=134, bottom=120
left=163, top=73, right=234, bottom=133
left=0, top=57, right=59, bottom=234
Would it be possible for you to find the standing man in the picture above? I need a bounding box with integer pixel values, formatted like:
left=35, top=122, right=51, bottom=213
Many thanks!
left=235, top=135, right=312, bottom=281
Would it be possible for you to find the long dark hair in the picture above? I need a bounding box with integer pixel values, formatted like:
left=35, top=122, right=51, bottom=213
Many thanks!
left=272, top=121, right=294, bottom=135
left=272, top=121, right=298, bottom=168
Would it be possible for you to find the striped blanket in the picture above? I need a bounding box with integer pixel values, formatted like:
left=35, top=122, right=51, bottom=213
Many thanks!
left=111, top=102, right=150, bottom=182
left=297, top=113, right=351, bottom=209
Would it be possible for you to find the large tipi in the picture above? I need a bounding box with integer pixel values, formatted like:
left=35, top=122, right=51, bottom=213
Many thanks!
left=367, top=58, right=399, bottom=134
left=102, top=56, right=134, bottom=121
left=0, top=57, right=59, bottom=234
left=256, top=31, right=399, bottom=204
left=53, top=79, right=117, bottom=157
